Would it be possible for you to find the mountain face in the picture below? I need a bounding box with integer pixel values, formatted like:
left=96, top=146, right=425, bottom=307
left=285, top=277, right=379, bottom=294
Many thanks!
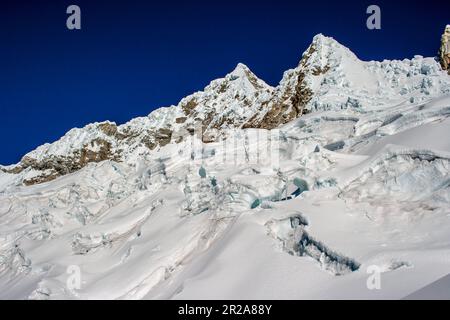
left=440, top=25, right=450, bottom=74
left=1, top=34, right=450, bottom=300
left=2, top=34, right=449, bottom=186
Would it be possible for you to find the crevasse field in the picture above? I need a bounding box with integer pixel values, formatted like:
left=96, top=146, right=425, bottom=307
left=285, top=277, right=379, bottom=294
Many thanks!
left=1, top=35, right=450, bottom=299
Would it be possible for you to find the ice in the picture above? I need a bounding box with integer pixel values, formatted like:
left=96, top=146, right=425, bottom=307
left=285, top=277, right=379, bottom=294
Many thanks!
left=1, top=35, right=450, bottom=299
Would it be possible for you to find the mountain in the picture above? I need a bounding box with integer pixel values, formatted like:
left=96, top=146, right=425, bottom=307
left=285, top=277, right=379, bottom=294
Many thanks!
left=1, top=34, right=450, bottom=299
left=3, top=35, right=449, bottom=186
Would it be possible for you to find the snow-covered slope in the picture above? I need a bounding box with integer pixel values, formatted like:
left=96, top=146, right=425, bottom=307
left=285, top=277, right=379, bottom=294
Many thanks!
left=1, top=63, right=275, bottom=186
left=1, top=34, right=450, bottom=299
left=3, top=34, right=449, bottom=186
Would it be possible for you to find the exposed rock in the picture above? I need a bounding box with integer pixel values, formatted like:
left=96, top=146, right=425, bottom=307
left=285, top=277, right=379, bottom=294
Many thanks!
left=79, top=139, right=118, bottom=165
left=98, top=122, right=118, bottom=136
left=439, top=25, right=450, bottom=74
left=155, top=128, right=173, bottom=147
left=243, top=43, right=318, bottom=129
left=141, top=135, right=157, bottom=150
left=175, top=117, right=187, bottom=124
left=23, top=173, right=61, bottom=186
left=181, top=99, right=198, bottom=116
left=11, top=138, right=121, bottom=185
left=98, top=122, right=126, bottom=140
left=1, top=165, right=23, bottom=175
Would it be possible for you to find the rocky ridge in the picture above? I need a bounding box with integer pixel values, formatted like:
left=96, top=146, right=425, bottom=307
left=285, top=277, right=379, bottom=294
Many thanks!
left=2, top=34, right=450, bottom=185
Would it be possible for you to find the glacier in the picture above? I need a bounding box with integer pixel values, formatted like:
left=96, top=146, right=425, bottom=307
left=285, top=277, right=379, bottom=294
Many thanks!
left=1, top=34, right=450, bottom=299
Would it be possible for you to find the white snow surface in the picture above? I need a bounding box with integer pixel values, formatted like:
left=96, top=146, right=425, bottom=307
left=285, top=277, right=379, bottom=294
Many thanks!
left=1, top=35, right=450, bottom=299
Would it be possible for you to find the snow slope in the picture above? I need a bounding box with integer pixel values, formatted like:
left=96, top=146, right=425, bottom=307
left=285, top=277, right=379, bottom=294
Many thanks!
left=3, top=34, right=450, bottom=186
left=1, top=35, right=450, bottom=299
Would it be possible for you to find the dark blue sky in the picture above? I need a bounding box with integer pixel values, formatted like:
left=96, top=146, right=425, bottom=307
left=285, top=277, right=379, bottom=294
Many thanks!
left=1, top=0, right=448, bottom=165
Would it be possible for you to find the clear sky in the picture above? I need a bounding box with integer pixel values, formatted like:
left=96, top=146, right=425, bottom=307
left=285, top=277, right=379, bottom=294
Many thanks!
left=1, top=0, right=448, bottom=165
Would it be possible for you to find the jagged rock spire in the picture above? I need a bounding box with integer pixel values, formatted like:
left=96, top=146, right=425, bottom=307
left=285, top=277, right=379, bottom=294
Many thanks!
left=439, top=25, right=450, bottom=74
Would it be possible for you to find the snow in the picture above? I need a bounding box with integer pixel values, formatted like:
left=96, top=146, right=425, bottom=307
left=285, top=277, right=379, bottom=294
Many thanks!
left=405, top=273, right=450, bottom=300
left=1, top=34, right=450, bottom=299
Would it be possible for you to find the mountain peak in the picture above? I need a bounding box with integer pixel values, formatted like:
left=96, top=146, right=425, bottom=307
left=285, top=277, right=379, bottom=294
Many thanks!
left=311, top=33, right=329, bottom=42
left=219, top=62, right=271, bottom=92
left=310, top=34, right=340, bottom=48
left=231, top=62, right=250, bottom=74
left=294, top=33, right=358, bottom=72
left=308, top=34, right=352, bottom=55
left=226, top=63, right=257, bottom=81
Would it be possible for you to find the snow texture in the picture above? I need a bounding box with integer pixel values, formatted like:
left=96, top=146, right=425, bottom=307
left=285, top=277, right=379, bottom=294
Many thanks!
left=1, top=35, right=450, bottom=299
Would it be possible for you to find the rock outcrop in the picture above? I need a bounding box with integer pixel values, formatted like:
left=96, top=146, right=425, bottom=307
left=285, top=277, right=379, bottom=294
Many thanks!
left=439, top=25, right=450, bottom=74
